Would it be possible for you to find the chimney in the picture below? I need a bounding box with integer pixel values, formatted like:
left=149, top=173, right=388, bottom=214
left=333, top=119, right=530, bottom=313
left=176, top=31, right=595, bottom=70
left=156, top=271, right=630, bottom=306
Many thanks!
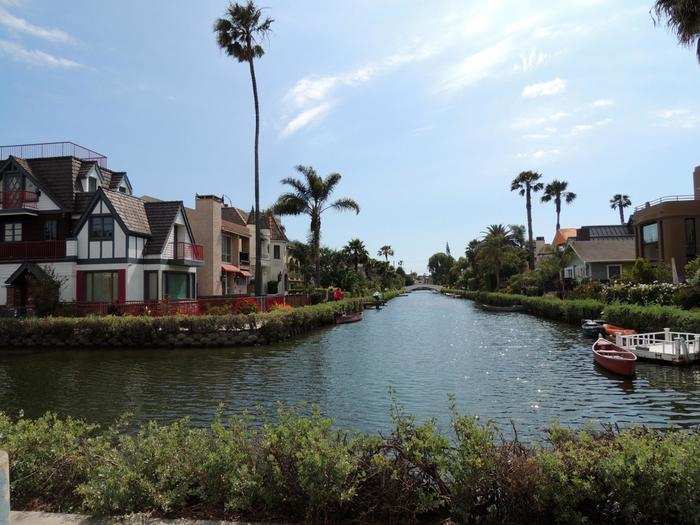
left=694, top=166, right=700, bottom=199
left=193, top=194, right=223, bottom=294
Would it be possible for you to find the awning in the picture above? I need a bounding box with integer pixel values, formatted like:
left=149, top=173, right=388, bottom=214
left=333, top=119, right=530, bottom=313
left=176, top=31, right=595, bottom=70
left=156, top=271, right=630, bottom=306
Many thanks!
left=222, top=263, right=240, bottom=273
left=239, top=269, right=252, bottom=277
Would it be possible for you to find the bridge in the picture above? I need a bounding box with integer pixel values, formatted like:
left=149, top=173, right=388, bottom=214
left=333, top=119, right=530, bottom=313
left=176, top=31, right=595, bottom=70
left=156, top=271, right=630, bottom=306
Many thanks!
left=405, top=284, right=442, bottom=292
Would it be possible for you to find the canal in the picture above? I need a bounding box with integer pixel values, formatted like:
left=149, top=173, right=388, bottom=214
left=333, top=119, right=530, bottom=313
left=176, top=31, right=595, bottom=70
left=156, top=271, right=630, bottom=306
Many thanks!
left=1, top=291, right=699, bottom=438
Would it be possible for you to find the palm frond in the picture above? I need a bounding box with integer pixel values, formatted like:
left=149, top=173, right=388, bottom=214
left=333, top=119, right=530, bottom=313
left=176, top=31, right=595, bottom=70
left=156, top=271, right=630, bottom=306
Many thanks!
left=273, top=193, right=309, bottom=216
left=328, top=198, right=360, bottom=214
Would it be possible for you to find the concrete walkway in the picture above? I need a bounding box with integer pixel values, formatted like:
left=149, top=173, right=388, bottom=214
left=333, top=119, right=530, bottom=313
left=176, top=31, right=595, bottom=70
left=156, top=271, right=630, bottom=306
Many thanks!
left=10, top=512, right=267, bottom=525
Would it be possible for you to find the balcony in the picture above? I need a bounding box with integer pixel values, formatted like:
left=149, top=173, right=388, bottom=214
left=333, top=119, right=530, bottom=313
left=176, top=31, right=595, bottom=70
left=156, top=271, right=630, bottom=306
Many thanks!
left=0, top=240, right=66, bottom=261
left=0, top=191, right=39, bottom=212
left=634, top=195, right=695, bottom=212
left=171, top=242, right=204, bottom=262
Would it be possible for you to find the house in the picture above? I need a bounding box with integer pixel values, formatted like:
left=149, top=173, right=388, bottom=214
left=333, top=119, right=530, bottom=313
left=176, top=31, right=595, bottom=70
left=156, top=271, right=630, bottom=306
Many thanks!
left=552, top=228, right=577, bottom=248
left=563, top=238, right=636, bottom=281
left=631, top=165, right=700, bottom=281
left=185, top=194, right=288, bottom=297
left=0, top=142, right=202, bottom=310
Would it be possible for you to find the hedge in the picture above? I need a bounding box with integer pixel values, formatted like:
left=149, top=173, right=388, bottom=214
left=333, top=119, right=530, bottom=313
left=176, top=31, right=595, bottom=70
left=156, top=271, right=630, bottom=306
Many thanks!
left=1, top=410, right=697, bottom=523
left=602, top=303, right=700, bottom=333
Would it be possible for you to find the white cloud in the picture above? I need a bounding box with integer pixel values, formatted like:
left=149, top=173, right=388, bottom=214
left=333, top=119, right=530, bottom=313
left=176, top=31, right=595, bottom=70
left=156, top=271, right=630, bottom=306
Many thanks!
left=511, top=111, right=570, bottom=130
left=591, top=98, right=614, bottom=108
left=522, top=77, right=566, bottom=98
left=517, top=149, right=560, bottom=160
left=522, top=133, right=552, bottom=139
left=0, top=7, right=75, bottom=44
left=654, top=108, right=699, bottom=129
left=439, top=38, right=514, bottom=92
left=570, top=117, right=612, bottom=135
left=513, top=49, right=551, bottom=72
left=0, top=39, right=82, bottom=68
left=281, top=102, right=334, bottom=137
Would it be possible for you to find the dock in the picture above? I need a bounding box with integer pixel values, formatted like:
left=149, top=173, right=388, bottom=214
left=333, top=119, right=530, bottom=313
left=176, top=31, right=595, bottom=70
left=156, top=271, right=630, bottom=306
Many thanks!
left=615, top=329, right=700, bottom=365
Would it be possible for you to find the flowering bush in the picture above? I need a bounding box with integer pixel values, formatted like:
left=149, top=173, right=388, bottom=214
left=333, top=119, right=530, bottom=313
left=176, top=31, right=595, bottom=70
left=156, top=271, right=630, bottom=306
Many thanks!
left=268, top=302, right=293, bottom=312
left=601, top=282, right=685, bottom=306
left=232, top=297, right=260, bottom=314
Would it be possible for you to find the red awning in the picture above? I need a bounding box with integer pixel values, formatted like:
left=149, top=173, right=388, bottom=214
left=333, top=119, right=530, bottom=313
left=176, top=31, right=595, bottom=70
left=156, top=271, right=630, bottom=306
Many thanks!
left=239, top=269, right=252, bottom=277
left=221, top=264, right=240, bottom=273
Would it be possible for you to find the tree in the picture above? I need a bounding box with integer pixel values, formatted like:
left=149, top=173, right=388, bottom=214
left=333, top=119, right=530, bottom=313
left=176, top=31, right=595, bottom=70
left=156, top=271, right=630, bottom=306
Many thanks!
left=510, top=170, right=544, bottom=270
left=477, top=225, right=517, bottom=289
left=286, top=240, right=312, bottom=286
left=377, top=245, right=394, bottom=262
left=273, top=165, right=360, bottom=286
left=427, top=252, right=455, bottom=285
left=27, top=266, right=67, bottom=317
left=610, top=193, right=632, bottom=224
left=652, top=0, right=700, bottom=63
left=541, top=180, right=576, bottom=231
left=214, top=1, right=273, bottom=296
left=343, top=238, right=369, bottom=272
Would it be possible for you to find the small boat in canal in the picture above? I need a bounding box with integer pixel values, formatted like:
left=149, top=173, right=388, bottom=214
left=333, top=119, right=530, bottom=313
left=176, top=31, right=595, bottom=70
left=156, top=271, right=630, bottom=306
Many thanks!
left=603, top=324, right=637, bottom=338
left=336, top=312, right=363, bottom=324
left=592, top=337, right=637, bottom=377
left=581, top=319, right=605, bottom=337
left=477, top=303, right=525, bottom=313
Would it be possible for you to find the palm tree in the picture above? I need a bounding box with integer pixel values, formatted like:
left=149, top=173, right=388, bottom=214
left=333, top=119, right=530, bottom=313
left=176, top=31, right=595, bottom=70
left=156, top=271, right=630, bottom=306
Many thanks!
left=214, top=1, right=273, bottom=296
left=610, top=194, right=632, bottom=224
left=510, top=171, right=543, bottom=270
left=273, top=165, right=360, bottom=286
left=344, top=238, right=369, bottom=271
left=377, top=245, right=394, bottom=262
left=541, top=180, right=576, bottom=231
left=478, top=225, right=515, bottom=289
left=653, top=0, right=700, bottom=62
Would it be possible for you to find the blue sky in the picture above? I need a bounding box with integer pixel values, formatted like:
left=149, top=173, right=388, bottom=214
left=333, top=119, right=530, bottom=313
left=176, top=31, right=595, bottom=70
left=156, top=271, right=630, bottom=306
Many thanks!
left=1, top=0, right=698, bottom=273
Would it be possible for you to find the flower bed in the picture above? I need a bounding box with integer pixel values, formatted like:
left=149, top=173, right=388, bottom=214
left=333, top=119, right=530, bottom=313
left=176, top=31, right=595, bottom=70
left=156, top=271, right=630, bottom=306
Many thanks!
left=1, top=410, right=697, bottom=523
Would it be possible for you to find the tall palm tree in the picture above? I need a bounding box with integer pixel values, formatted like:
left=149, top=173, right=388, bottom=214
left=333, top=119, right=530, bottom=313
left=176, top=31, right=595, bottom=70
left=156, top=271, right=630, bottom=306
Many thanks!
left=510, top=170, right=543, bottom=270
left=541, top=180, right=576, bottom=231
left=344, top=238, right=369, bottom=271
left=653, top=0, right=700, bottom=62
left=478, top=225, right=515, bottom=289
left=610, top=193, right=632, bottom=224
left=273, top=165, right=360, bottom=286
left=214, top=1, right=273, bottom=296
left=377, top=245, right=394, bottom=262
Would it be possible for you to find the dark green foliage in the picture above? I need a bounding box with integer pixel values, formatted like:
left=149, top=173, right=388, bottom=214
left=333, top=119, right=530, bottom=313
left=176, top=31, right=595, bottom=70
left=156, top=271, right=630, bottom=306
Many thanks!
left=603, top=303, right=700, bottom=333
left=266, top=280, right=278, bottom=294
left=1, top=410, right=698, bottom=523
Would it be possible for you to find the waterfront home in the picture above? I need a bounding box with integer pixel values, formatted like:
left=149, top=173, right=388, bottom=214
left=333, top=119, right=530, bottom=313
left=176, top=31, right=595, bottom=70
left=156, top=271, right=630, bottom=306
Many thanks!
left=631, top=165, right=700, bottom=281
left=0, top=142, right=202, bottom=310
left=185, top=194, right=289, bottom=297
left=563, top=238, right=636, bottom=281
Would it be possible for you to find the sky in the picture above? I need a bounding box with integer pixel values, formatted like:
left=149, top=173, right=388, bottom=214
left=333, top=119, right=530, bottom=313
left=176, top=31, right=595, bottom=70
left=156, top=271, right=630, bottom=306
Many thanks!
left=0, top=0, right=699, bottom=273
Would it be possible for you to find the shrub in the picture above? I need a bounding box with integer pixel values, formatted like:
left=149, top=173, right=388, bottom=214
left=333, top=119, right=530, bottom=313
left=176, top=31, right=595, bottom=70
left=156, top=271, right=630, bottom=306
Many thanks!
left=621, top=258, right=672, bottom=284
left=602, top=281, right=685, bottom=306
left=232, top=297, right=259, bottom=314
left=602, top=303, right=700, bottom=333
left=674, top=285, right=700, bottom=310
left=268, top=302, right=293, bottom=312
left=267, top=280, right=279, bottom=295
left=569, top=280, right=603, bottom=300
left=685, top=258, right=700, bottom=285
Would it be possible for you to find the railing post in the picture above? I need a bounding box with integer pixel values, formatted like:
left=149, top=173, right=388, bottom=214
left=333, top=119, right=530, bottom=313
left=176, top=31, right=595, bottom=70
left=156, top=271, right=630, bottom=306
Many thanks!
left=0, top=450, right=8, bottom=524
left=664, top=328, right=671, bottom=342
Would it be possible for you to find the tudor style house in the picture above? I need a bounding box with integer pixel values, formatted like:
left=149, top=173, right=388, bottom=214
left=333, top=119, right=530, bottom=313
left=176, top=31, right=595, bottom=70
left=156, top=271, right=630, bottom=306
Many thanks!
left=186, top=194, right=289, bottom=297
left=0, top=142, right=202, bottom=310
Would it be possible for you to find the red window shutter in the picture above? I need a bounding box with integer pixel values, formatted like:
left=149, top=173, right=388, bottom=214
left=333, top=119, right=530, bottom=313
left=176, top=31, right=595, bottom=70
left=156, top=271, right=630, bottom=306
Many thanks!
left=117, top=269, right=126, bottom=303
left=76, top=271, right=85, bottom=302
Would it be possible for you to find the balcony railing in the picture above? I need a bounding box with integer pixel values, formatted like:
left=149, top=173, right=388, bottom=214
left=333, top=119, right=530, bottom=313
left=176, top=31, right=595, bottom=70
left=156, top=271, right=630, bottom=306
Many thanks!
left=0, top=191, right=39, bottom=209
left=171, top=242, right=204, bottom=261
left=634, top=195, right=695, bottom=212
left=0, top=141, right=108, bottom=167
left=239, top=251, right=250, bottom=265
left=0, top=240, right=66, bottom=261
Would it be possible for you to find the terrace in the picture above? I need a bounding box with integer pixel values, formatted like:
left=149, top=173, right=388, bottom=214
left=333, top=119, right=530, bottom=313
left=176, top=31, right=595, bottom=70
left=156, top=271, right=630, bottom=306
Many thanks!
left=0, top=240, right=67, bottom=261
left=634, top=194, right=695, bottom=212
left=0, top=141, right=108, bottom=167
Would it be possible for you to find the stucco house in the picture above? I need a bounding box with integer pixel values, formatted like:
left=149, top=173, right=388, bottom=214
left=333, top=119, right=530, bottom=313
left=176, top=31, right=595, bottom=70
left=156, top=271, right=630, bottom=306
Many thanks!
left=0, top=142, right=202, bottom=310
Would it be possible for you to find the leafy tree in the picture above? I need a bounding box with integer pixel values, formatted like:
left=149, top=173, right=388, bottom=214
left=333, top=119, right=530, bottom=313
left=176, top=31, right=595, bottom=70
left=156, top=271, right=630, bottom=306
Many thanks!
left=653, top=0, right=700, bottom=62
left=287, top=240, right=313, bottom=286
left=214, top=1, right=273, bottom=295
left=27, top=266, right=67, bottom=317
left=343, top=238, right=369, bottom=272
left=273, top=165, right=360, bottom=286
left=510, top=170, right=543, bottom=270
left=622, top=258, right=672, bottom=284
left=427, top=252, right=455, bottom=285
left=541, top=180, right=576, bottom=231
left=377, top=245, right=394, bottom=262
left=610, top=194, right=632, bottom=224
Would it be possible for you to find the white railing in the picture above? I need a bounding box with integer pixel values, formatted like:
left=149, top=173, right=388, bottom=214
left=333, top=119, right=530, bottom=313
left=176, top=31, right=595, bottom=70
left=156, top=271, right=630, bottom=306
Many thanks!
left=616, top=330, right=700, bottom=357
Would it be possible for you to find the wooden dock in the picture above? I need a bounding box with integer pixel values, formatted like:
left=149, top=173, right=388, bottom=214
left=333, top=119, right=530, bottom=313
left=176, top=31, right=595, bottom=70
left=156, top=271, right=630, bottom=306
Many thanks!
left=615, top=330, right=700, bottom=365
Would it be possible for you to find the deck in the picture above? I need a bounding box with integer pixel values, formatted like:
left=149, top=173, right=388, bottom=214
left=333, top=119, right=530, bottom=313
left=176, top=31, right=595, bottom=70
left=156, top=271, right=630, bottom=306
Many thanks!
left=615, top=330, right=700, bottom=365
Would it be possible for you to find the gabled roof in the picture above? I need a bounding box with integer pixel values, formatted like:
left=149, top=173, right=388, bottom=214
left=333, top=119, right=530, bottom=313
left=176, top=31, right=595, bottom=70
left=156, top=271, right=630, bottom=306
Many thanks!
left=102, top=189, right=151, bottom=236
left=143, top=201, right=183, bottom=255
left=221, top=206, right=251, bottom=237
left=4, top=262, right=49, bottom=285
left=267, top=213, right=288, bottom=241
left=567, top=239, right=636, bottom=263
left=553, top=228, right=577, bottom=247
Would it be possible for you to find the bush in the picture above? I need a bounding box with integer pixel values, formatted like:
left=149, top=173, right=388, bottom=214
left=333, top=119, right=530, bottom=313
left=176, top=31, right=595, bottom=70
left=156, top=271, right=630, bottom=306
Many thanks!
left=602, top=281, right=684, bottom=306
left=674, top=286, right=700, bottom=310
left=602, top=303, right=700, bottom=333
left=621, top=258, right=672, bottom=284
left=569, top=280, right=603, bottom=300
left=232, top=297, right=259, bottom=315
left=685, top=258, right=700, bottom=285
left=267, top=280, right=279, bottom=295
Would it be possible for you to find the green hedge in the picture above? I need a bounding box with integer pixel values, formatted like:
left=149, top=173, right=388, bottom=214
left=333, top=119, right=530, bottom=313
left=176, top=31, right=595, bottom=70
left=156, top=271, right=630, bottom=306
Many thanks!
left=1, top=410, right=697, bottom=523
left=602, top=303, right=700, bottom=333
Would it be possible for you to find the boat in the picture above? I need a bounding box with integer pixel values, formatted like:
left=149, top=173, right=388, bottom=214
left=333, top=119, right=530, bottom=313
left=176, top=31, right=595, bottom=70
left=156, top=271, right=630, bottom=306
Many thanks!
left=603, top=324, right=637, bottom=337
left=581, top=319, right=605, bottom=337
left=592, top=337, right=637, bottom=377
left=336, top=312, right=363, bottom=324
left=477, top=303, right=525, bottom=312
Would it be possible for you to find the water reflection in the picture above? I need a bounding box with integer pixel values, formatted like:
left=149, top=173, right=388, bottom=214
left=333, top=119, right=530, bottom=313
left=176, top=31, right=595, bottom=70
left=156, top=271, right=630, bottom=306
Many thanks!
left=0, top=291, right=698, bottom=438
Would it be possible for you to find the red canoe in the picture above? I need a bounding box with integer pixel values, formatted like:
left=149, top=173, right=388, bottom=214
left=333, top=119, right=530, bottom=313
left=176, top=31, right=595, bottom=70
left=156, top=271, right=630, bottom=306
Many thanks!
left=592, top=338, right=637, bottom=377
left=603, top=324, right=636, bottom=337
left=336, top=312, right=363, bottom=324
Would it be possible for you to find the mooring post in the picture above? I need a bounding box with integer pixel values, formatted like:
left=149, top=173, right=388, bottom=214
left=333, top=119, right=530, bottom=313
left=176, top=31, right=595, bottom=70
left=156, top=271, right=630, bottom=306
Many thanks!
left=0, top=450, right=8, bottom=525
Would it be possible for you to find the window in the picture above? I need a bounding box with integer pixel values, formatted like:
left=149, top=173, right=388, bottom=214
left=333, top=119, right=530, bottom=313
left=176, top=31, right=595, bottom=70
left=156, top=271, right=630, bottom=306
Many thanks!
left=88, top=177, right=97, bottom=192
left=273, top=244, right=281, bottom=259
left=118, top=187, right=126, bottom=194
left=144, top=271, right=158, bottom=301
left=163, top=272, right=194, bottom=299
left=222, top=234, right=232, bottom=262
left=89, top=217, right=114, bottom=241
left=43, top=220, right=58, bottom=240
left=85, top=272, right=119, bottom=302
left=4, top=223, right=21, bottom=242
left=641, top=222, right=659, bottom=260
left=607, top=265, right=622, bottom=280
left=564, top=267, right=573, bottom=279
left=685, top=218, right=696, bottom=258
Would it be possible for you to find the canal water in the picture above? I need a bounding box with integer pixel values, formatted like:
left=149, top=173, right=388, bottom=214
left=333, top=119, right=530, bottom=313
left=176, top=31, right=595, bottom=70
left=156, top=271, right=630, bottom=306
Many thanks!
left=1, top=291, right=699, bottom=438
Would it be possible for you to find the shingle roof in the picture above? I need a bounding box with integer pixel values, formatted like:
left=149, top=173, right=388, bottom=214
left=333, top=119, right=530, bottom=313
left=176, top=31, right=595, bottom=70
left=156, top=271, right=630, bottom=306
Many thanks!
left=23, top=156, right=83, bottom=210
left=268, top=214, right=288, bottom=241
left=102, top=189, right=151, bottom=236
left=143, top=201, right=182, bottom=255
left=222, top=206, right=249, bottom=226
left=568, top=239, right=636, bottom=263
left=553, top=228, right=577, bottom=247
left=577, top=224, right=633, bottom=240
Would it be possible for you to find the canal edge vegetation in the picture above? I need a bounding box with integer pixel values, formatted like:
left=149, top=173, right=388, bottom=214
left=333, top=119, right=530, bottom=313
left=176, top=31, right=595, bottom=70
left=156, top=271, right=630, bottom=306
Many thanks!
left=442, top=289, right=700, bottom=332
left=0, top=291, right=400, bottom=350
left=1, top=407, right=698, bottom=523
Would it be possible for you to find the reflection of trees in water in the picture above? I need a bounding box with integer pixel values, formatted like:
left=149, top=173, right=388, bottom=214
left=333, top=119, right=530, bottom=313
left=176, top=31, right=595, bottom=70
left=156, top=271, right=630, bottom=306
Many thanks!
left=637, top=365, right=700, bottom=394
